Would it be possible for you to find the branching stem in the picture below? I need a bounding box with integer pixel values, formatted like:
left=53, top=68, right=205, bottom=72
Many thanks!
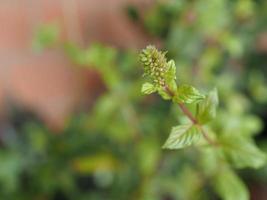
left=164, top=86, right=218, bottom=146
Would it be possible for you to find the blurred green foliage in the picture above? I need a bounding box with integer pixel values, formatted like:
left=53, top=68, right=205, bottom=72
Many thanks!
left=1, top=0, right=267, bottom=199
left=32, top=23, right=60, bottom=52
left=138, top=44, right=265, bottom=200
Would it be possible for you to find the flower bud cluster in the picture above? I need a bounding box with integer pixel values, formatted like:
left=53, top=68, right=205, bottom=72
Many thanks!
left=139, top=45, right=168, bottom=87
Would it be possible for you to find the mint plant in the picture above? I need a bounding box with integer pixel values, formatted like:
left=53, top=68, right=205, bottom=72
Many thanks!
left=2, top=0, right=267, bottom=198
left=139, top=45, right=266, bottom=200
left=140, top=45, right=216, bottom=148
left=28, top=14, right=267, bottom=198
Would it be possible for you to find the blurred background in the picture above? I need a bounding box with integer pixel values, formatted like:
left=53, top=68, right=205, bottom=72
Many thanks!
left=0, top=0, right=267, bottom=199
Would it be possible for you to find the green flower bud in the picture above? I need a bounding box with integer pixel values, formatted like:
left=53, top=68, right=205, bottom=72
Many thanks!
left=139, top=45, right=168, bottom=87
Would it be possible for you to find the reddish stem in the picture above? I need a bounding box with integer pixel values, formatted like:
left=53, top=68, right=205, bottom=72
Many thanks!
left=178, top=103, right=197, bottom=124
left=164, top=85, right=217, bottom=146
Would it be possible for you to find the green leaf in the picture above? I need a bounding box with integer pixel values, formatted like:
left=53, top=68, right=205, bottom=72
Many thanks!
left=221, top=135, right=266, bottom=169
left=164, top=60, right=177, bottom=91
left=32, top=23, right=59, bottom=51
left=165, top=60, right=176, bottom=80
left=174, top=84, right=204, bottom=104
left=196, top=88, right=219, bottom=124
left=141, top=82, right=157, bottom=94
left=0, top=152, right=24, bottom=191
left=214, top=167, right=249, bottom=200
left=176, top=166, right=204, bottom=200
left=162, top=124, right=201, bottom=149
left=85, top=43, right=117, bottom=68
left=136, top=139, right=160, bottom=175
left=72, top=153, right=119, bottom=173
left=200, top=147, right=223, bottom=175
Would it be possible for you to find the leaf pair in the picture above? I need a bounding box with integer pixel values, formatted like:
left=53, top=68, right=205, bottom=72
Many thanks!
left=173, top=84, right=205, bottom=104
left=142, top=82, right=205, bottom=103
left=163, top=89, right=218, bottom=149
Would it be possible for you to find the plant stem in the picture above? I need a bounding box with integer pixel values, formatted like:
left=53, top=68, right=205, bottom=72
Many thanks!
left=164, top=86, right=217, bottom=146
left=178, top=103, right=197, bottom=124
left=198, top=125, right=218, bottom=146
left=178, top=103, right=217, bottom=145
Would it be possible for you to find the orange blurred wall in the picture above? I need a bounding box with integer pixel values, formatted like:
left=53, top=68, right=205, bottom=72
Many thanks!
left=0, top=0, right=154, bottom=130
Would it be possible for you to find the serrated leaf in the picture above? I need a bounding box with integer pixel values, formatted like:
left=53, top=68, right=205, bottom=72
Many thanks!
left=221, top=135, right=266, bottom=169
left=214, top=167, right=249, bottom=200
left=162, top=124, right=201, bottom=149
left=141, top=82, right=156, bottom=94
left=174, top=84, right=204, bottom=104
left=196, top=88, right=219, bottom=124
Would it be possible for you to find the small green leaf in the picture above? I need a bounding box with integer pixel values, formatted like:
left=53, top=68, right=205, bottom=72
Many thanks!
left=162, top=124, right=201, bottom=149
left=214, top=167, right=249, bottom=200
left=141, top=82, right=156, bottom=94
left=32, top=24, right=59, bottom=51
left=164, top=60, right=177, bottom=92
left=174, top=84, right=204, bottom=104
left=196, top=88, right=219, bottom=124
left=221, top=135, right=266, bottom=169
left=85, top=43, right=117, bottom=68
left=165, top=60, right=176, bottom=81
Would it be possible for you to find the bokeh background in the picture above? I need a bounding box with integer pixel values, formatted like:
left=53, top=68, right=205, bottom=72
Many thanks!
left=0, top=0, right=267, bottom=199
